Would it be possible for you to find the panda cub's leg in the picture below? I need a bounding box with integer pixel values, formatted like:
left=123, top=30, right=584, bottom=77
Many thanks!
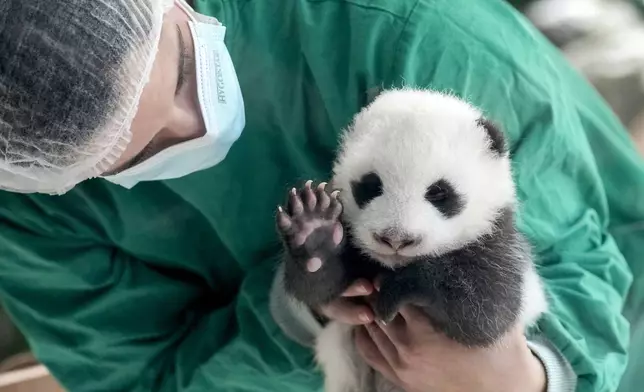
left=315, top=321, right=364, bottom=392
left=276, top=180, right=352, bottom=308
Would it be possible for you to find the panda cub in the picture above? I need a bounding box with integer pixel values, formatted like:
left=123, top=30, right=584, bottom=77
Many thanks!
left=275, top=89, right=548, bottom=392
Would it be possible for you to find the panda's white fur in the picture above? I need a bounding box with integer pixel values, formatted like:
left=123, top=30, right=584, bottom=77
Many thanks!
left=314, top=88, right=548, bottom=392
left=332, top=89, right=516, bottom=266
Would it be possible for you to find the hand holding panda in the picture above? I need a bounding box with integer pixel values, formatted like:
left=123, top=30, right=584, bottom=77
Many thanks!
left=353, top=305, right=547, bottom=392
left=276, top=89, right=549, bottom=392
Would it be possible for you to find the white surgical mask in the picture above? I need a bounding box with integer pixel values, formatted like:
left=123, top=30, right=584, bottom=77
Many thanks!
left=103, top=1, right=245, bottom=189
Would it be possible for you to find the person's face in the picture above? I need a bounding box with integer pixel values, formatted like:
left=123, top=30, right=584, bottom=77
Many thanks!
left=106, top=4, right=204, bottom=174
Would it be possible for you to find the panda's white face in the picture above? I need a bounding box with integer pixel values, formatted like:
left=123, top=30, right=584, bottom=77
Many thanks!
left=331, top=89, right=517, bottom=268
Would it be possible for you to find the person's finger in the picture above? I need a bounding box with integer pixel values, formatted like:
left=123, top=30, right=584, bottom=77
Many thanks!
left=365, top=322, right=400, bottom=366
left=318, top=298, right=374, bottom=324
left=341, top=279, right=374, bottom=297
left=377, top=315, right=409, bottom=347
left=354, top=326, right=403, bottom=386
left=397, top=305, right=440, bottom=347
left=398, top=304, right=435, bottom=333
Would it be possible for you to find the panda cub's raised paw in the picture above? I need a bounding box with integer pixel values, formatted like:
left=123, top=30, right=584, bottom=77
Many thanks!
left=276, top=180, right=344, bottom=274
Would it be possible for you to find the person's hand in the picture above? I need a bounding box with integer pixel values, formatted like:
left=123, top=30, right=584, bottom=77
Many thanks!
left=354, top=305, right=547, bottom=392
left=315, top=279, right=376, bottom=324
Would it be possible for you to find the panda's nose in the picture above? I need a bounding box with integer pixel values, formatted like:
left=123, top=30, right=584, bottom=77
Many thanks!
left=373, top=231, right=421, bottom=251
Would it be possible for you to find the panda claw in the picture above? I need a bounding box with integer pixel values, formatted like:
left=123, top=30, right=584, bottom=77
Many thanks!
left=279, top=181, right=344, bottom=254
left=373, top=301, right=398, bottom=326
left=302, top=181, right=317, bottom=211
left=288, top=189, right=304, bottom=215
left=328, top=193, right=343, bottom=220
left=317, top=184, right=331, bottom=210
left=276, top=206, right=292, bottom=232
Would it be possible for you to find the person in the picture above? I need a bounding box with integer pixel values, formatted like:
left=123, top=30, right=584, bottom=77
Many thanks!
left=0, top=0, right=643, bottom=391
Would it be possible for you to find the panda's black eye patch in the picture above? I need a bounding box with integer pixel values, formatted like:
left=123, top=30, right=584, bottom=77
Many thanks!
left=351, top=172, right=383, bottom=209
left=425, top=179, right=464, bottom=218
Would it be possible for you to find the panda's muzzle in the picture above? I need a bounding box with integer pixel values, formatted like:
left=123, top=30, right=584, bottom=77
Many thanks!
left=373, top=229, right=422, bottom=251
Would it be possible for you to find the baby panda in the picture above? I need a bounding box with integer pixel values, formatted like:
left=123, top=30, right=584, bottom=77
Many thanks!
left=275, top=88, right=548, bottom=392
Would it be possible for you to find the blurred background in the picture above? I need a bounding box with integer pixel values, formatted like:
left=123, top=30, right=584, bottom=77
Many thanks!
left=2, top=0, right=644, bottom=389
left=512, top=0, right=644, bottom=154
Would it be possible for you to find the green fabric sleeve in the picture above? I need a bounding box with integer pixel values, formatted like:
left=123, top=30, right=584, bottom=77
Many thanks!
left=382, top=1, right=634, bottom=391
left=0, top=221, right=198, bottom=391
left=0, top=221, right=319, bottom=392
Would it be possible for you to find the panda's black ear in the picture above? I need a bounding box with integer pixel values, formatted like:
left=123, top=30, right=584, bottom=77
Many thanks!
left=477, top=117, right=507, bottom=156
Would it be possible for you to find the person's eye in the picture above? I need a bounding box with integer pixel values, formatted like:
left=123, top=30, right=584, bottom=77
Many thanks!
left=175, top=25, right=192, bottom=95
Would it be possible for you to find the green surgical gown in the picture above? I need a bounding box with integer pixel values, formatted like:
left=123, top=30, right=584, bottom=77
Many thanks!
left=1, top=0, right=643, bottom=391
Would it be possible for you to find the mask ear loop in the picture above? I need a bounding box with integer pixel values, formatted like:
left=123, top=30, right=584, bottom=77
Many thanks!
left=174, top=0, right=221, bottom=25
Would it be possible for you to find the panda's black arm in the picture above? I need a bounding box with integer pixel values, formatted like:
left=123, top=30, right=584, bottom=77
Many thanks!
left=277, top=179, right=386, bottom=309
left=282, top=227, right=382, bottom=309
left=374, top=244, right=525, bottom=347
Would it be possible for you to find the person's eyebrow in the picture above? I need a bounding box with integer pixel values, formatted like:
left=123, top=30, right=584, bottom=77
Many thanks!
left=175, top=24, right=187, bottom=95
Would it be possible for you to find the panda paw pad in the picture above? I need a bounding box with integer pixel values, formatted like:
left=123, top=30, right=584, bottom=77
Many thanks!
left=276, top=180, right=344, bottom=272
